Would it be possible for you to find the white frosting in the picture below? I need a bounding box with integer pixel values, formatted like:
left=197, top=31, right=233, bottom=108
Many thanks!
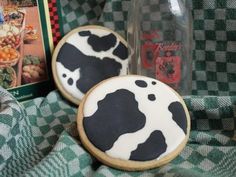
left=83, top=76, right=187, bottom=160
left=56, top=27, right=128, bottom=101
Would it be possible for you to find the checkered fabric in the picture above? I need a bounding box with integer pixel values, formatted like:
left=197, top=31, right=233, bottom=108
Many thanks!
left=1, top=0, right=236, bottom=176
left=0, top=87, right=236, bottom=177
left=192, top=0, right=236, bottom=96
left=60, top=0, right=236, bottom=96
left=60, top=0, right=106, bottom=33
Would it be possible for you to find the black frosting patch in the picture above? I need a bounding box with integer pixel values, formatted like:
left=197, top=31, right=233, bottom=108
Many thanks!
left=135, top=80, right=148, bottom=88
left=148, top=94, right=156, bottom=101
left=168, top=102, right=187, bottom=134
left=57, top=43, right=122, bottom=94
left=83, top=89, right=146, bottom=151
left=130, top=130, right=167, bottom=161
left=67, top=78, right=73, bottom=85
left=79, top=31, right=91, bottom=36
left=62, top=74, right=67, bottom=78
left=112, top=42, right=128, bottom=60
left=152, top=81, right=156, bottom=85
left=78, top=30, right=117, bottom=52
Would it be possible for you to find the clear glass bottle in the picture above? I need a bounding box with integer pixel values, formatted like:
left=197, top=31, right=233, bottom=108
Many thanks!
left=128, top=0, right=192, bottom=95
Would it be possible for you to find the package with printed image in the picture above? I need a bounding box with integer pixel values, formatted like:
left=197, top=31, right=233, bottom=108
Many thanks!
left=0, top=0, right=64, bottom=101
left=128, top=0, right=192, bottom=95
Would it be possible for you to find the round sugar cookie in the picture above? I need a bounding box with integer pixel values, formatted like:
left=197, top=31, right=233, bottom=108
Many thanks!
left=52, top=25, right=129, bottom=105
left=77, top=75, right=190, bottom=171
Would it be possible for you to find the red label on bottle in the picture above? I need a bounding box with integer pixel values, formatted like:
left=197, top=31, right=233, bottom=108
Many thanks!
left=141, top=43, right=159, bottom=69
left=155, top=56, right=181, bottom=84
left=141, top=31, right=182, bottom=86
left=142, top=31, right=160, bottom=40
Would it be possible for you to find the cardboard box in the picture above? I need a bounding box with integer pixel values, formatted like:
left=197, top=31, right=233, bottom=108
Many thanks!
left=0, top=0, right=63, bottom=101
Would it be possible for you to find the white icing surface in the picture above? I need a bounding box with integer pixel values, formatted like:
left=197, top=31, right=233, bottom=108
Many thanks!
left=83, top=76, right=187, bottom=161
left=56, top=27, right=128, bottom=101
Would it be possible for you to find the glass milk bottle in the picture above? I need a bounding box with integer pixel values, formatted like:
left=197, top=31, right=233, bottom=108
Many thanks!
left=128, top=0, right=192, bottom=95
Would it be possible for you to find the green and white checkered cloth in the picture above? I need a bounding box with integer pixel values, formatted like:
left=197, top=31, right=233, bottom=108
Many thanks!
left=0, top=87, right=236, bottom=177
left=1, top=0, right=236, bottom=176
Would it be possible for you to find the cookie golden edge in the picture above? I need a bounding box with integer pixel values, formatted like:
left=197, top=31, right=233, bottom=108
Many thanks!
left=77, top=75, right=191, bottom=171
left=52, top=25, right=128, bottom=105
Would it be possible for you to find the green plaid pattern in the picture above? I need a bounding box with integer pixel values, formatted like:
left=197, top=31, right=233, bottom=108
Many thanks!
left=0, top=89, right=26, bottom=170
left=60, top=0, right=106, bottom=33
left=192, top=0, right=236, bottom=96
left=185, top=96, right=236, bottom=130
left=60, top=0, right=105, bottom=33
left=139, top=0, right=184, bottom=42
left=60, top=0, right=236, bottom=96
left=1, top=0, right=236, bottom=176
left=99, top=0, right=129, bottom=36
left=61, top=0, right=129, bottom=36
left=0, top=87, right=236, bottom=176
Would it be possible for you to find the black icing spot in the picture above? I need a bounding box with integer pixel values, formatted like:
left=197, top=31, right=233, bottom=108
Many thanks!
left=135, top=80, right=148, bottom=88
left=130, top=130, right=167, bottom=161
left=112, top=42, right=128, bottom=60
left=78, top=31, right=117, bottom=52
left=79, top=31, right=91, bottom=36
left=152, top=81, right=156, bottom=85
left=67, top=78, right=73, bottom=85
left=83, top=89, right=146, bottom=151
left=62, top=74, right=67, bottom=78
left=148, top=94, right=156, bottom=101
left=57, top=43, right=122, bottom=94
left=168, top=102, right=187, bottom=134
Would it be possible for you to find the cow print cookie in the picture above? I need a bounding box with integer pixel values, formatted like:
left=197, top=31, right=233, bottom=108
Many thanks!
left=52, top=25, right=129, bottom=105
left=77, top=75, right=190, bottom=171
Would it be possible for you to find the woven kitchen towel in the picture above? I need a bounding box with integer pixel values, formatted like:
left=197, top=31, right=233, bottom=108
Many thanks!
left=0, top=87, right=236, bottom=177
left=1, top=0, right=236, bottom=176
left=60, top=0, right=236, bottom=96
